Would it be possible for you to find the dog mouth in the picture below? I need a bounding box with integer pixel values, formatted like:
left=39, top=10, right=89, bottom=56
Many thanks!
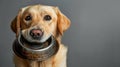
left=19, top=34, right=51, bottom=49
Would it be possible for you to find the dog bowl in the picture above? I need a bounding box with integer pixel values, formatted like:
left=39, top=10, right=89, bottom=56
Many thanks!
left=13, top=35, right=59, bottom=61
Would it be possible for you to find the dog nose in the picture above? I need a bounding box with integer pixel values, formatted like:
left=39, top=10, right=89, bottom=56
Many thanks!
left=30, top=29, right=43, bottom=40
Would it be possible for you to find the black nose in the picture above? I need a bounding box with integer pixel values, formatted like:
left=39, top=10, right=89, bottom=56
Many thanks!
left=30, top=29, right=43, bottom=40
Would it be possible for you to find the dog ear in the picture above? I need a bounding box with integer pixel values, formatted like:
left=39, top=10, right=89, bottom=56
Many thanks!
left=11, top=9, right=22, bottom=37
left=11, top=16, right=17, bottom=33
left=55, top=7, right=71, bottom=35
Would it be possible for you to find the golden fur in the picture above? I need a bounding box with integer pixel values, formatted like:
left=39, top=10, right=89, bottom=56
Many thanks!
left=11, top=4, right=70, bottom=67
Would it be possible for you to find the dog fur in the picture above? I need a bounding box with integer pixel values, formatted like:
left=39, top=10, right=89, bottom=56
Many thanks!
left=11, top=4, right=70, bottom=67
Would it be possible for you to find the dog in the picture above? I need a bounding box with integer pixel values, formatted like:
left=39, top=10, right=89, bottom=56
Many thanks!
left=11, top=4, right=70, bottom=67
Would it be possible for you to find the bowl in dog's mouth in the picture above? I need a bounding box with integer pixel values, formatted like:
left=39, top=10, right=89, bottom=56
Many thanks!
left=13, top=34, right=59, bottom=61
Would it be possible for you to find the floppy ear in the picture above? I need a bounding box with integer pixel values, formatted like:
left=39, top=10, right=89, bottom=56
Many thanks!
left=11, top=16, right=17, bottom=33
left=55, top=7, right=71, bottom=35
left=11, top=9, right=22, bottom=37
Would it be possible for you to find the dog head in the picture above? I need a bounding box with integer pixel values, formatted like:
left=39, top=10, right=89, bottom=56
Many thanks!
left=11, top=4, right=70, bottom=43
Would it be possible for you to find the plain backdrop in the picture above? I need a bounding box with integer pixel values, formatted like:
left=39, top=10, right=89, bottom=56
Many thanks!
left=0, top=0, right=120, bottom=67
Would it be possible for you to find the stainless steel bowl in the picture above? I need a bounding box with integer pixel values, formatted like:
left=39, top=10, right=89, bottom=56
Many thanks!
left=13, top=35, right=59, bottom=61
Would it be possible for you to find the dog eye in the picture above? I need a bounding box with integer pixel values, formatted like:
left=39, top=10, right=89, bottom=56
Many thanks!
left=25, top=15, right=32, bottom=21
left=44, top=15, right=52, bottom=21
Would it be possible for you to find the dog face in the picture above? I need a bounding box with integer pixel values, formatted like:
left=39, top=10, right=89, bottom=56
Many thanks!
left=11, top=4, right=70, bottom=43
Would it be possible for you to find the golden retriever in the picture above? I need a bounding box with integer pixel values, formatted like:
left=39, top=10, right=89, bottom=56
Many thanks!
left=11, top=4, right=70, bottom=67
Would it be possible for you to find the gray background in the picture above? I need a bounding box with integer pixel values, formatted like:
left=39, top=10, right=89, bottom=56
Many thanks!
left=0, top=0, right=120, bottom=67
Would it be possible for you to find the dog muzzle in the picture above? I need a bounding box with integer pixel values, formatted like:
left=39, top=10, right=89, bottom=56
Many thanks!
left=13, top=33, right=59, bottom=61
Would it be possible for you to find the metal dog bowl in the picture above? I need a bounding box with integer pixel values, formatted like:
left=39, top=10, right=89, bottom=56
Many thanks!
left=13, top=35, right=59, bottom=61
